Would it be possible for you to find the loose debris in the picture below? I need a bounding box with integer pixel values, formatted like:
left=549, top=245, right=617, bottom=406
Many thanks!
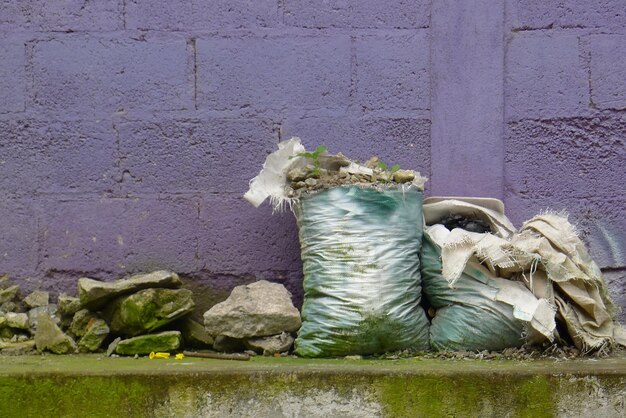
left=245, top=137, right=428, bottom=211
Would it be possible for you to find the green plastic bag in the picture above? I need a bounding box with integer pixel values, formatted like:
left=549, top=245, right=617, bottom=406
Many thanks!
left=421, top=234, right=525, bottom=351
left=293, top=185, right=430, bottom=357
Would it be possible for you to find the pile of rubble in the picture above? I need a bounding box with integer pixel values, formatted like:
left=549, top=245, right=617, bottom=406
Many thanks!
left=0, top=272, right=301, bottom=357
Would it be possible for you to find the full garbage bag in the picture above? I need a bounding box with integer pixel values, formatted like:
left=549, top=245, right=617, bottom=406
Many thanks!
left=293, top=185, right=430, bottom=357
left=421, top=198, right=556, bottom=351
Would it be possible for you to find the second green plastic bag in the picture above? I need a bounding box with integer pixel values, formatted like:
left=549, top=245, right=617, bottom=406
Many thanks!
left=293, top=185, right=430, bottom=357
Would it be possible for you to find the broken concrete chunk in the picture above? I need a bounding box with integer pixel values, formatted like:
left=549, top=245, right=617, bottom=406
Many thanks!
left=213, top=335, right=246, bottom=353
left=204, top=280, right=301, bottom=339
left=105, top=288, right=195, bottom=337
left=78, top=319, right=110, bottom=353
left=70, top=309, right=101, bottom=338
left=34, top=313, right=77, bottom=354
left=78, top=270, right=182, bottom=310
left=0, top=340, right=36, bottom=356
left=57, top=294, right=82, bottom=317
left=0, top=301, right=16, bottom=313
left=0, top=285, right=20, bottom=305
left=106, top=337, right=122, bottom=357
left=244, top=332, right=294, bottom=356
left=6, top=312, right=29, bottom=330
left=287, top=167, right=309, bottom=182
left=392, top=169, right=416, bottom=183
left=24, top=290, right=49, bottom=308
left=179, top=318, right=214, bottom=348
left=115, top=331, right=182, bottom=356
left=28, top=305, right=58, bottom=329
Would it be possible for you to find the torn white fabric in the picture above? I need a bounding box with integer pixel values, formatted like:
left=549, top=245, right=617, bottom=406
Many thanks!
left=243, top=137, right=306, bottom=210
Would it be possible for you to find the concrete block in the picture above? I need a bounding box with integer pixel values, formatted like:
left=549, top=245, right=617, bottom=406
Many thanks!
left=284, top=0, right=430, bottom=28
left=0, top=119, right=116, bottom=195
left=126, top=0, right=277, bottom=30
left=505, top=117, right=626, bottom=201
left=0, top=0, right=123, bottom=31
left=283, top=117, right=431, bottom=179
left=41, top=197, right=201, bottom=275
left=509, top=1, right=560, bottom=29
left=506, top=33, right=589, bottom=119
left=32, top=38, right=191, bottom=114
left=505, top=115, right=626, bottom=269
left=510, top=1, right=625, bottom=30
left=560, top=0, right=626, bottom=29
left=591, top=35, right=626, bottom=110
left=196, top=36, right=351, bottom=114
left=117, top=118, right=276, bottom=194
left=0, top=198, right=39, bottom=277
left=197, top=195, right=301, bottom=274
left=0, top=40, right=25, bottom=113
left=355, top=31, right=429, bottom=111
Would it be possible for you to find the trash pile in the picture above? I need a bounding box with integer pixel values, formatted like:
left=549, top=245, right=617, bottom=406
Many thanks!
left=1, top=138, right=623, bottom=359
left=422, top=198, right=625, bottom=353
left=245, top=139, right=626, bottom=357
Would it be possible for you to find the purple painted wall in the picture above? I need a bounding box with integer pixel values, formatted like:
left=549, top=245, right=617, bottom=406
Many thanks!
left=0, top=1, right=624, bottom=318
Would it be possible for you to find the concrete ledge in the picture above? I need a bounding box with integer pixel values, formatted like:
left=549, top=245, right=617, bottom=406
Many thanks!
left=1, top=355, right=625, bottom=417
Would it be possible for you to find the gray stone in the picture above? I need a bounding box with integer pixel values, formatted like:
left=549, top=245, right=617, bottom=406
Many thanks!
left=0, top=315, right=5, bottom=327
left=213, top=335, right=246, bottom=353
left=6, top=312, right=29, bottom=330
left=179, top=317, right=214, bottom=348
left=0, top=301, right=16, bottom=313
left=78, top=319, right=110, bottom=353
left=57, top=294, right=82, bottom=317
left=0, top=340, right=36, bottom=356
left=28, top=304, right=58, bottom=329
left=70, top=309, right=101, bottom=338
left=304, top=177, right=318, bottom=187
left=23, top=290, right=49, bottom=308
left=244, top=332, right=294, bottom=356
left=78, top=270, right=182, bottom=310
left=105, top=288, right=195, bottom=337
left=107, top=337, right=122, bottom=357
left=287, top=167, right=309, bottom=182
left=0, top=285, right=20, bottom=304
left=34, top=313, right=77, bottom=354
left=115, top=331, right=182, bottom=356
left=203, top=280, right=301, bottom=339
left=393, top=169, right=415, bottom=183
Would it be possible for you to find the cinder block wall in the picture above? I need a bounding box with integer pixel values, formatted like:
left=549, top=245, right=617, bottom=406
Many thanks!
left=0, top=1, right=624, bottom=317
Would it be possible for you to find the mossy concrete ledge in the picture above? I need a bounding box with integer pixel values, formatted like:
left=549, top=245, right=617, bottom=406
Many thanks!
left=0, top=355, right=625, bottom=417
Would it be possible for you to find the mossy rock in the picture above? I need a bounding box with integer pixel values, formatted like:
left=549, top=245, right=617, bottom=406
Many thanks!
left=105, top=288, right=195, bottom=337
left=115, top=331, right=182, bottom=356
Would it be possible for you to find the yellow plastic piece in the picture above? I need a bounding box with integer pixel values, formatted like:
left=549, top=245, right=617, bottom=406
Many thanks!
left=149, top=352, right=171, bottom=359
left=175, top=353, right=185, bottom=360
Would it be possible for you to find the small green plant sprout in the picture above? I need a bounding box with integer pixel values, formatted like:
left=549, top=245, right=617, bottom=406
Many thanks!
left=377, top=161, right=401, bottom=181
left=293, top=145, right=327, bottom=177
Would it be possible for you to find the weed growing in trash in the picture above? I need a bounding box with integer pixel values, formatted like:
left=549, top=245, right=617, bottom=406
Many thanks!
left=377, top=162, right=401, bottom=182
left=293, top=145, right=327, bottom=178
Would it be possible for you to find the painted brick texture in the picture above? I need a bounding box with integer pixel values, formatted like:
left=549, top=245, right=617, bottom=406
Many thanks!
left=283, top=0, right=430, bottom=28
left=0, top=39, right=25, bottom=113
left=126, top=0, right=279, bottom=30
left=196, top=35, right=351, bottom=114
left=0, top=1, right=624, bottom=315
left=31, top=38, right=192, bottom=114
